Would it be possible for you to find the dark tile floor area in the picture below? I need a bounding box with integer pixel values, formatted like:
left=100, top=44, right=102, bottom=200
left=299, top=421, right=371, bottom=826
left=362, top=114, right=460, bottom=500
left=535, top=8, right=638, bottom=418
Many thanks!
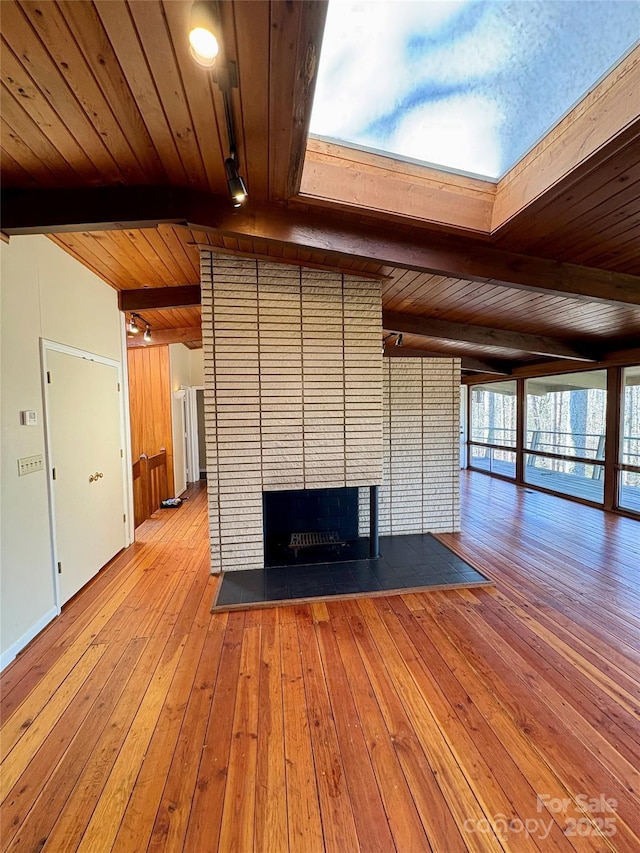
left=213, top=533, right=492, bottom=609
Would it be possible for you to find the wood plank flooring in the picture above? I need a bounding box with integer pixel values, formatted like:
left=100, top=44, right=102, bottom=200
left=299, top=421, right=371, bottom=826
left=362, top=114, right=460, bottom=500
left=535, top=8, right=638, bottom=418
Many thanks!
left=1, top=472, right=639, bottom=852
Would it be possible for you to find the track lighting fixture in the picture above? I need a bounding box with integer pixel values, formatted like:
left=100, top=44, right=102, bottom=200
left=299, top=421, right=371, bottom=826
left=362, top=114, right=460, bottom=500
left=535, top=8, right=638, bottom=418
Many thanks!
left=188, top=1, right=248, bottom=207
left=188, top=1, right=220, bottom=68
left=128, top=312, right=151, bottom=340
left=382, top=333, right=394, bottom=354
left=225, top=156, right=248, bottom=208
left=382, top=332, right=403, bottom=353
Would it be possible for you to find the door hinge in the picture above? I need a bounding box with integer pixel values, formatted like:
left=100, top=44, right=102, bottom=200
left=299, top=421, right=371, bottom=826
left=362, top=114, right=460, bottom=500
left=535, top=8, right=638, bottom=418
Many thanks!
left=52, top=467, right=57, bottom=480
left=57, top=561, right=62, bottom=574
left=47, top=371, right=51, bottom=384
left=120, top=449, right=123, bottom=458
left=117, top=382, right=121, bottom=391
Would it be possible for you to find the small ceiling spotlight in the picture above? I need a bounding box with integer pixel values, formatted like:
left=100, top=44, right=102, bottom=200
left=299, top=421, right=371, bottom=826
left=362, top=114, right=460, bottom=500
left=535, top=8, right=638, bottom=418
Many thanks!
left=225, top=156, right=248, bottom=208
left=128, top=314, right=140, bottom=335
left=144, top=324, right=152, bottom=343
left=382, top=332, right=395, bottom=354
left=395, top=333, right=404, bottom=347
left=189, top=1, right=220, bottom=68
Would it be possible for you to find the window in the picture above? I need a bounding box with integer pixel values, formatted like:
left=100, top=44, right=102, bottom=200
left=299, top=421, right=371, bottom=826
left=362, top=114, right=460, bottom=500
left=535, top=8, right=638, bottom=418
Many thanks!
left=525, top=370, right=607, bottom=504
left=469, top=380, right=516, bottom=478
left=619, top=366, right=640, bottom=514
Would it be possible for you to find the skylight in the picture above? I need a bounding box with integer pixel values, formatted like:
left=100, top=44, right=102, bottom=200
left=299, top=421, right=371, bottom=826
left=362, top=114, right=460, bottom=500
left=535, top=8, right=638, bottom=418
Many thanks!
left=310, top=0, right=640, bottom=180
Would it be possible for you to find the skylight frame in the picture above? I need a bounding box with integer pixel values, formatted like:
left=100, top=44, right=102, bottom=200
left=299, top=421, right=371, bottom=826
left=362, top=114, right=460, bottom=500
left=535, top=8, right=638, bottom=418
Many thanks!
left=309, top=1, right=640, bottom=182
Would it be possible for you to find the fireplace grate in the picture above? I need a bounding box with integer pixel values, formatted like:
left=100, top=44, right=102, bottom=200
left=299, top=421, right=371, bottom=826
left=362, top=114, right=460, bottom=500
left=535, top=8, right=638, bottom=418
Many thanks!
left=289, top=531, right=345, bottom=557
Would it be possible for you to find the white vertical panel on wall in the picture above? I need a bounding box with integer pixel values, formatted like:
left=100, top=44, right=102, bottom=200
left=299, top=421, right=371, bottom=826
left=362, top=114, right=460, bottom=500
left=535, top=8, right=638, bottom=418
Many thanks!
left=201, top=253, right=383, bottom=573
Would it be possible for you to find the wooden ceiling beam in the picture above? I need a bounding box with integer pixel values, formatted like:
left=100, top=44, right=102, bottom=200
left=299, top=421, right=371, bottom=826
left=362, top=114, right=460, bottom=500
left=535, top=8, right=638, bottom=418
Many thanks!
left=269, top=1, right=328, bottom=202
left=118, top=285, right=201, bottom=311
left=462, top=346, right=640, bottom=385
left=3, top=186, right=640, bottom=306
left=383, top=310, right=595, bottom=362
left=126, top=327, right=202, bottom=348
left=384, top=346, right=511, bottom=375
left=0, top=186, right=187, bottom=234
left=225, top=203, right=640, bottom=307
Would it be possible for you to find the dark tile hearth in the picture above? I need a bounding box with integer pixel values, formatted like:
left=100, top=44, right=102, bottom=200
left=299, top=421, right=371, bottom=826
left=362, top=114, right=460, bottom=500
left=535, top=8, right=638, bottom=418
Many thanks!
left=212, top=533, right=492, bottom=610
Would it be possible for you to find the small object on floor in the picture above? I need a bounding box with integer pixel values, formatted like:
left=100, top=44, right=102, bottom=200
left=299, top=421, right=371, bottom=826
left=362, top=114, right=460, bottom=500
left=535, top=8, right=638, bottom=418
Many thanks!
left=160, top=498, right=182, bottom=508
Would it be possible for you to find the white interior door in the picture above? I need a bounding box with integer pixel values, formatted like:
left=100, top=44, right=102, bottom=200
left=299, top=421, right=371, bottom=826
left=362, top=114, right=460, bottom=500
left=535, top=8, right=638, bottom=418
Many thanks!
left=45, top=348, right=126, bottom=605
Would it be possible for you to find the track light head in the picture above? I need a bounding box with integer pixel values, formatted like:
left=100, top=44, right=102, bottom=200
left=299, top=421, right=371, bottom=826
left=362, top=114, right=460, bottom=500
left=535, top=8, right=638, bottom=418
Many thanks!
left=225, top=157, right=248, bottom=207
left=189, top=1, right=220, bottom=68
left=395, top=333, right=404, bottom=347
left=128, top=314, right=140, bottom=334
left=382, top=332, right=395, bottom=354
left=144, top=324, right=152, bottom=343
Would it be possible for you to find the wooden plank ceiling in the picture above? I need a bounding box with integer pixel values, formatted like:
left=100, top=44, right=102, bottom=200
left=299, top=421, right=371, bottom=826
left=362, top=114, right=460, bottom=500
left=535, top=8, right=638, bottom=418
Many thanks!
left=1, top=0, right=639, bottom=374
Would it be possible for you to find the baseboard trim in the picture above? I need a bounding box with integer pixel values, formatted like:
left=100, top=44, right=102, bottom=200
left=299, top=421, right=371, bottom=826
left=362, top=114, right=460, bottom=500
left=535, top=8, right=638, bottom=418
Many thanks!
left=1, top=606, right=59, bottom=671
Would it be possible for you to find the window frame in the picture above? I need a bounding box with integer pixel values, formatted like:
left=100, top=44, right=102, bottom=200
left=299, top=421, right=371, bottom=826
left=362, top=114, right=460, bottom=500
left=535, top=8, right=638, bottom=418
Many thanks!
left=468, top=379, right=517, bottom=480
left=464, top=363, right=639, bottom=518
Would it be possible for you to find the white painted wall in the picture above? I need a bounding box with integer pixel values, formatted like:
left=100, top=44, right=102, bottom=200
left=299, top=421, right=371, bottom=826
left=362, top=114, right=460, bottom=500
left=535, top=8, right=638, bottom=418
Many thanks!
left=189, top=348, right=204, bottom=386
left=1, top=235, right=125, bottom=669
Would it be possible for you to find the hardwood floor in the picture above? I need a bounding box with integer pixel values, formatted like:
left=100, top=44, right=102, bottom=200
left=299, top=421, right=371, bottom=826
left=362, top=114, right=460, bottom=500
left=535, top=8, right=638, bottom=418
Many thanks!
left=1, top=473, right=639, bottom=852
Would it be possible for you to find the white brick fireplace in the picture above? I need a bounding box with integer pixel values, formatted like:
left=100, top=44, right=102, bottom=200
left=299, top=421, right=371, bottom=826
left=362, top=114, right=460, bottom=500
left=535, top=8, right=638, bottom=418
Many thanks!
left=201, top=252, right=460, bottom=573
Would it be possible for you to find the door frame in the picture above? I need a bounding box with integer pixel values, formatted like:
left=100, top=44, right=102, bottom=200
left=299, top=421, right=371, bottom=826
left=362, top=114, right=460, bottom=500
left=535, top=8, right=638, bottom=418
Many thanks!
left=40, top=339, right=132, bottom=611
left=186, top=385, right=204, bottom=483
left=172, top=387, right=188, bottom=495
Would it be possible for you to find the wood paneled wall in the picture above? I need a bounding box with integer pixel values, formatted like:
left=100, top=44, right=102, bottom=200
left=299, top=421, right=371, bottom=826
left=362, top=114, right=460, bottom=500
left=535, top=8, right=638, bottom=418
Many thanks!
left=127, top=345, right=174, bottom=508
left=201, top=253, right=383, bottom=573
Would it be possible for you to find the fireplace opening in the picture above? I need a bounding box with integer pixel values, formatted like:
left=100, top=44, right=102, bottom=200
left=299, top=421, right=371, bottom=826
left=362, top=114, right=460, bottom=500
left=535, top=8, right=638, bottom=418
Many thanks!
left=263, top=486, right=379, bottom=568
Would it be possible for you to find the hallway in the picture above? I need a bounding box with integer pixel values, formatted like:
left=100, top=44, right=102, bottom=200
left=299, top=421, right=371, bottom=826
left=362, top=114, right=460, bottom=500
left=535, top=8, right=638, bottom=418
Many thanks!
left=1, top=474, right=639, bottom=851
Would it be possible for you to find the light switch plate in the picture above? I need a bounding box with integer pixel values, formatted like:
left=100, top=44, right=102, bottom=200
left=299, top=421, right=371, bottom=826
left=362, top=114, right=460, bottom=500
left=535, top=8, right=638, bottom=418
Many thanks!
left=20, top=410, right=38, bottom=426
left=18, top=454, right=44, bottom=476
